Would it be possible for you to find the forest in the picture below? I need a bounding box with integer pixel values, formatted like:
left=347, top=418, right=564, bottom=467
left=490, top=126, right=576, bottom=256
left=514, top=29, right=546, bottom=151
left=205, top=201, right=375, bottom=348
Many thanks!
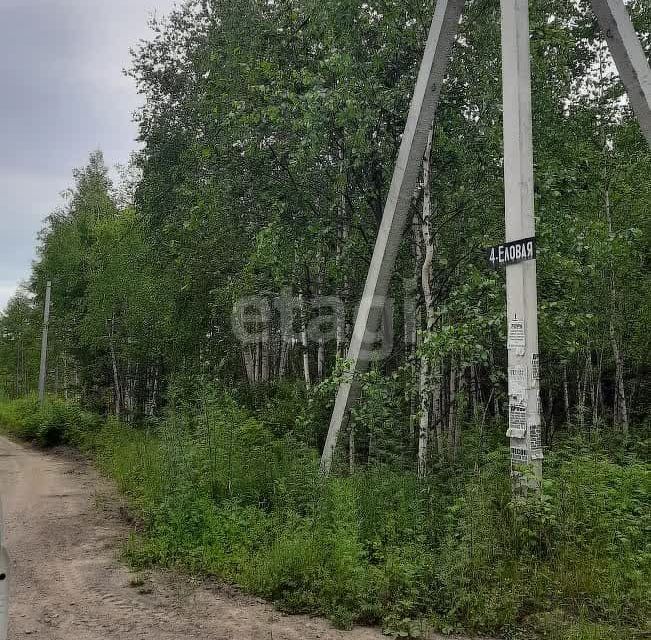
left=0, top=1, right=649, bottom=638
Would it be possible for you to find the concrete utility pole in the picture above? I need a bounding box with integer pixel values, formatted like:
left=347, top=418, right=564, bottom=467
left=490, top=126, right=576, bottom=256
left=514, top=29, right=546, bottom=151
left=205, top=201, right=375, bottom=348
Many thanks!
left=320, top=0, right=465, bottom=475
left=38, top=281, right=52, bottom=406
left=320, top=0, right=648, bottom=480
left=590, top=0, right=651, bottom=147
left=500, top=0, right=542, bottom=483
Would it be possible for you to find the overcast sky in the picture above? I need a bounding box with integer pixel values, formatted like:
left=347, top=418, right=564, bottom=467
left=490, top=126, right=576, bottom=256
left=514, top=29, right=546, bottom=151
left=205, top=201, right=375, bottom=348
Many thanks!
left=0, top=0, right=178, bottom=311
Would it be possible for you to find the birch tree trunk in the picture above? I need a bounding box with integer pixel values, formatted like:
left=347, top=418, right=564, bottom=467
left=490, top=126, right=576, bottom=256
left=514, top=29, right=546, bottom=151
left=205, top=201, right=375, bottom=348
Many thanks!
left=434, top=368, right=445, bottom=459
left=146, top=366, right=160, bottom=417
left=278, top=340, right=290, bottom=379
left=471, top=365, right=482, bottom=420
left=254, top=342, right=261, bottom=384
left=299, top=293, right=311, bottom=388
left=418, top=358, right=430, bottom=478
left=261, top=307, right=271, bottom=383
left=603, top=183, right=629, bottom=434
left=592, top=350, right=603, bottom=427
left=261, top=339, right=270, bottom=383
left=336, top=147, right=350, bottom=361
left=349, top=426, right=355, bottom=474
left=335, top=255, right=349, bottom=360
left=243, top=346, right=255, bottom=383
left=448, top=361, right=458, bottom=461
left=108, top=316, right=122, bottom=418
left=405, top=303, right=416, bottom=443
left=409, top=211, right=424, bottom=444
left=316, top=258, right=326, bottom=381
left=610, top=320, right=629, bottom=434
left=578, top=355, right=588, bottom=431
left=545, top=385, right=554, bottom=444
left=562, top=362, right=570, bottom=426
left=417, top=128, right=435, bottom=479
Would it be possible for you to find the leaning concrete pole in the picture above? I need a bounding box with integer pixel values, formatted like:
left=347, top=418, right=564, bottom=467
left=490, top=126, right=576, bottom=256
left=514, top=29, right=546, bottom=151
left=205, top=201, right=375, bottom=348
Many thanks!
left=320, top=0, right=465, bottom=475
left=590, top=0, right=651, bottom=147
left=38, top=281, right=52, bottom=406
left=501, top=0, right=543, bottom=484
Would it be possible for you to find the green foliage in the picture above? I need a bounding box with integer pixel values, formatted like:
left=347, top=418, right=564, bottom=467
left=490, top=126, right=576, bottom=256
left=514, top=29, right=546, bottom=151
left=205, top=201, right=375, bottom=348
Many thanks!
left=0, top=293, right=41, bottom=396
left=0, top=395, right=100, bottom=447
left=1, top=394, right=648, bottom=637
left=435, top=452, right=650, bottom=634
left=0, top=1, right=649, bottom=638
left=2, top=0, right=649, bottom=435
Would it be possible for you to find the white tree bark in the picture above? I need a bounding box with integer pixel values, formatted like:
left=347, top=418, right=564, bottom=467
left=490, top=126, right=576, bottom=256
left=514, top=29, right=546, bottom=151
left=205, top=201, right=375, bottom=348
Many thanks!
left=299, top=293, right=311, bottom=388
left=604, top=185, right=629, bottom=434
left=562, top=362, right=570, bottom=426
left=336, top=148, right=350, bottom=361
left=108, top=316, right=122, bottom=418
left=578, top=354, right=588, bottom=431
left=316, top=258, right=326, bottom=381
left=418, top=128, right=436, bottom=479
left=448, top=362, right=459, bottom=461
left=278, top=340, right=289, bottom=379
left=610, top=320, right=629, bottom=433
left=349, top=427, right=355, bottom=474
left=243, top=346, right=255, bottom=383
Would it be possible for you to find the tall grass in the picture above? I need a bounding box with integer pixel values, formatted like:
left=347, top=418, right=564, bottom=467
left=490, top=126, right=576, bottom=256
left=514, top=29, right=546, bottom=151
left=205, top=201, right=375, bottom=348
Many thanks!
left=0, top=393, right=100, bottom=447
left=0, top=392, right=648, bottom=639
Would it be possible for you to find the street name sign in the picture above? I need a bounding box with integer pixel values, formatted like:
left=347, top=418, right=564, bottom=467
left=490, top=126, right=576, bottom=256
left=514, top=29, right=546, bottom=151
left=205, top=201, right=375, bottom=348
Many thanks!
left=487, top=237, right=536, bottom=268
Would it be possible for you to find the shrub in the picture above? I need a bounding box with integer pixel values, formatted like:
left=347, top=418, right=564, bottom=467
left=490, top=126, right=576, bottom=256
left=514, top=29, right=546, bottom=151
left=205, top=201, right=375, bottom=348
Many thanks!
left=0, top=396, right=101, bottom=447
left=1, top=393, right=648, bottom=638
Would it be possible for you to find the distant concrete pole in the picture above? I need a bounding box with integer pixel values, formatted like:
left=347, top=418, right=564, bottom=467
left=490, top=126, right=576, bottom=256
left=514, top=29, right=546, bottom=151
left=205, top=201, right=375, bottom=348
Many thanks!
left=38, top=281, right=52, bottom=406
left=501, top=0, right=543, bottom=485
left=320, top=0, right=465, bottom=475
left=590, top=0, right=651, bottom=147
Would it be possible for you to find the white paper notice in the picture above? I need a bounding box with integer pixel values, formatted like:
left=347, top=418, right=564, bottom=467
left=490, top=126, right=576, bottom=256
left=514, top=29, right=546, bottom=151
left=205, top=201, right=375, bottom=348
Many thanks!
left=507, top=402, right=528, bottom=440
left=531, top=354, right=540, bottom=382
left=508, top=366, right=527, bottom=403
left=530, top=423, right=542, bottom=449
left=509, top=366, right=527, bottom=385
left=508, top=318, right=526, bottom=350
left=511, top=447, right=528, bottom=464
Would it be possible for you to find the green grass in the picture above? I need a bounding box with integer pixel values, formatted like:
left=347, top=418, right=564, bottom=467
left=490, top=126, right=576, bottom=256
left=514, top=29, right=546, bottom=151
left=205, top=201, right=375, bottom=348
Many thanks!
left=0, top=394, right=101, bottom=447
left=0, top=392, right=648, bottom=638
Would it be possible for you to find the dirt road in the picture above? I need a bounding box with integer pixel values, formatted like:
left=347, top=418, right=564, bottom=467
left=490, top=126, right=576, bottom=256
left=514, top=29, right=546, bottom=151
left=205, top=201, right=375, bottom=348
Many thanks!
left=1, top=435, right=392, bottom=640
